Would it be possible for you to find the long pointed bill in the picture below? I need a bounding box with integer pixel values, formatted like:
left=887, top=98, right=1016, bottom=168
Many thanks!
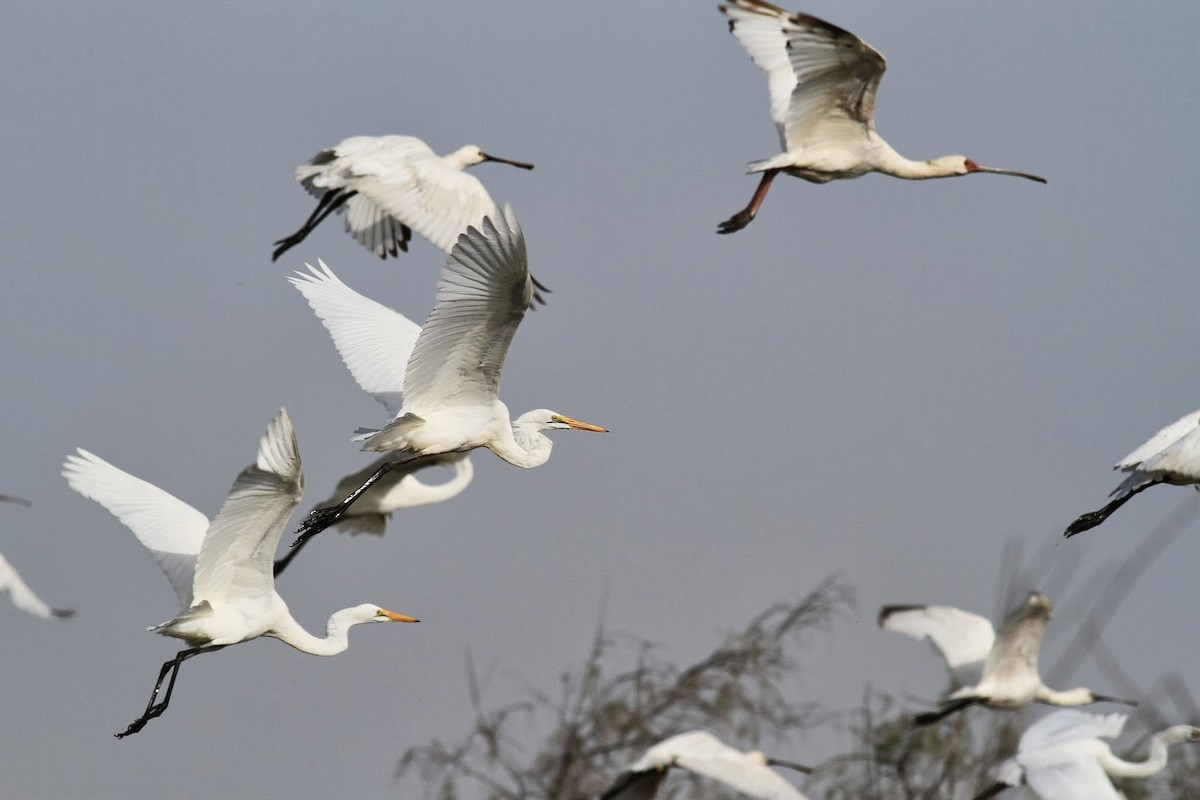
left=379, top=609, right=420, bottom=623
left=557, top=416, right=608, bottom=433
left=965, top=160, right=1047, bottom=183
left=480, top=151, right=535, bottom=170
left=1093, top=693, right=1138, bottom=707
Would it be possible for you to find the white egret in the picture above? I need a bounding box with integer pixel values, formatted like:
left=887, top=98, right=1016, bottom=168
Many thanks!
left=601, top=730, right=811, bottom=800
left=272, top=453, right=474, bottom=577
left=716, top=0, right=1046, bottom=234
left=973, top=710, right=1200, bottom=799
left=0, top=495, right=73, bottom=619
left=61, top=408, right=418, bottom=738
left=271, top=134, right=548, bottom=303
left=1065, top=408, right=1200, bottom=537
left=879, top=592, right=1134, bottom=726
left=289, top=206, right=607, bottom=549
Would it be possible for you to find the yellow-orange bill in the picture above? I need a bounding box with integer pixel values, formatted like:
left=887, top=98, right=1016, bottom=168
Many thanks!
left=380, top=609, right=419, bottom=623
left=561, top=416, right=608, bottom=433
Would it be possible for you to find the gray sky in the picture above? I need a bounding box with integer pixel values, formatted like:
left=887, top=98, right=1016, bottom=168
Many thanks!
left=1, top=2, right=1198, bottom=798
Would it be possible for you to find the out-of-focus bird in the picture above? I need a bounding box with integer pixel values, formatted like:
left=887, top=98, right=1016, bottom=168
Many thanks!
left=1065, top=408, right=1200, bottom=537
left=601, top=730, right=811, bottom=800
left=271, top=134, right=548, bottom=303
left=62, top=408, right=418, bottom=738
left=974, top=710, right=1200, bottom=799
left=289, top=206, right=606, bottom=548
left=0, top=495, right=73, bottom=620
left=715, top=0, right=1046, bottom=234
left=879, top=592, right=1135, bottom=726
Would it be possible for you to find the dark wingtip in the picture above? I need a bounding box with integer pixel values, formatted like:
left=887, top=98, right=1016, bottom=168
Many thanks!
left=878, top=603, right=927, bottom=626
left=52, top=608, right=76, bottom=619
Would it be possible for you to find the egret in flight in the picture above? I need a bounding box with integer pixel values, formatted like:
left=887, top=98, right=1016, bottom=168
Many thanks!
left=271, top=134, right=548, bottom=303
left=289, top=206, right=606, bottom=549
left=62, top=408, right=418, bottom=738
left=0, top=497, right=73, bottom=619
left=879, top=592, right=1135, bottom=726
left=974, top=710, right=1200, bottom=799
left=601, top=730, right=811, bottom=800
left=1065, top=407, right=1200, bottom=537
left=715, top=0, right=1046, bottom=234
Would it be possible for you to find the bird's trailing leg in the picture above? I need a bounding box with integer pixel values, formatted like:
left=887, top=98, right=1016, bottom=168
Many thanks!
left=911, top=696, right=985, bottom=727
left=971, top=781, right=1011, bottom=800
left=271, top=188, right=359, bottom=262
left=717, top=169, right=780, bottom=234
left=1064, top=480, right=1162, bottom=538
left=289, top=454, right=426, bottom=549
left=766, top=756, right=814, bottom=775
left=115, top=644, right=225, bottom=739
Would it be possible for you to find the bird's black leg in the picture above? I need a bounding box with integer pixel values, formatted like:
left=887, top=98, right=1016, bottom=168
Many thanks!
left=1064, top=480, right=1161, bottom=538
left=289, top=455, right=424, bottom=549
left=766, top=756, right=813, bottom=775
left=271, top=188, right=359, bottom=262
left=717, top=169, right=780, bottom=235
left=910, top=696, right=984, bottom=727
left=971, top=780, right=1011, bottom=800
left=115, top=645, right=225, bottom=739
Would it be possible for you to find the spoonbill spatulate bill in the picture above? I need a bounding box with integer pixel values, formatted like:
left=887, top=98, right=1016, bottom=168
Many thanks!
left=879, top=592, right=1135, bottom=726
left=716, top=0, right=1046, bottom=234
left=601, top=730, right=812, bottom=800
left=271, top=134, right=549, bottom=304
left=62, top=408, right=418, bottom=738
left=1065, top=408, right=1200, bottom=537
left=973, top=710, right=1200, bottom=800
left=288, top=206, right=606, bottom=550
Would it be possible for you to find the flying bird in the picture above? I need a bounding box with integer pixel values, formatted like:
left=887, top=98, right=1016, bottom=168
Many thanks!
left=601, top=730, right=811, bottom=800
left=715, top=0, right=1046, bottom=234
left=271, top=134, right=548, bottom=303
left=974, top=710, right=1200, bottom=799
left=0, top=496, right=73, bottom=619
left=879, top=592, right=1134, bottom=726
left=1065, top=408, right=1200, bottom=537
left=289, top=206, right=606, bottom=549
left=62, top=408, right=418, bottom=738
left=273, top=453, right=474, bottom=577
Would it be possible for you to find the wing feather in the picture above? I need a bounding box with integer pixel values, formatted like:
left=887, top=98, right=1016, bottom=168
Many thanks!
left=631, top=731, right=807, bottom=800
left=879, top=604, right=995, bottom=687
left=0, top=550, right=70, bottom=619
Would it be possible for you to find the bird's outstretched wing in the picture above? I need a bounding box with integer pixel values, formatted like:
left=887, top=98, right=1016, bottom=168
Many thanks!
left=1115, top=409, right=1200, bottom=471
left=1022, top=755, right=1121, bottom=800
left=402, top=205, right=531, bottom=415
left=290, top=260, right=421, bottom=415
left=721, top=1, right=886, bottom=150
left=62, top=449, right=209, bottom=607
left=629, top=731, right=808, bottom=800
left=0, top=550, right=72, bottom=619
left=1019, top=710, right=1126, bottom=753
left=879, top=604, right=995, bottom=687
left=192, top=409, right=303, bottom=604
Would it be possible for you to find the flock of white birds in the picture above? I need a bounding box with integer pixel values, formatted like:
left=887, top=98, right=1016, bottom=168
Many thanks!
left=3, top=2, right=1197, bottom=798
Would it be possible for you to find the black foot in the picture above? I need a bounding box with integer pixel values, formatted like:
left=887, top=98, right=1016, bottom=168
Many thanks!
left=115, top=715, right=152, bottom=739
left=290, top=506, right=342, bottom=549
left=1064, top=511, right=1104, bottom=538
left=717, top=210, right=754, bottom=235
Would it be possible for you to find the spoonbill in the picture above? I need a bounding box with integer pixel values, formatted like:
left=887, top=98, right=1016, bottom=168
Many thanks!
left=271, top=134, right=548, bottom=303
left=715, top=0, right=1046, bottom=234
left=0, top=496, right=73, bottom=619
left=273, top=453, right=474, bottom=577
left=973, top=710, right=1200, bottom=799
left=1065, top=408, right=1200, bottom=537
left=879, top=592, right=1135, bottom=726
left=601, top=730, right=811, bottom=800
left=289, top=206, right=607, bottom=549
left=61, top=408, right=418, bottom=738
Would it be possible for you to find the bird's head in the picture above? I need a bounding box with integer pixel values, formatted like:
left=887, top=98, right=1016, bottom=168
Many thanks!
left=451, top=145, right=535, bottom=171
left=1162, top=726, right=1200, bottom=746
left=345, top=604, right=420, bottom=625
left=516, top=409, right=609, bottom=434
left=961, top=157, right=1047, bottom=183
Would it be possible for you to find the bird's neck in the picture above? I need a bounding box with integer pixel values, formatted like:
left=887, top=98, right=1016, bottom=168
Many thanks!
left=270, top=610, right=362, bottom=656
left=872, top=141, right=961, bottom=180
left=489, top=422, right=553, bottom=469
left=1035, top=686, right=1093, bottom=706
left=1096, top=735, right=1172, bottom=778
left=395, top=459, right=475, bottom=506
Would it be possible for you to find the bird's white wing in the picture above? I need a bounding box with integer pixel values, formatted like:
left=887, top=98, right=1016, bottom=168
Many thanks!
left=1019, top=710, right=1127, bottom=753
left=0, top=550, right=70, bottom=619
left=1020, top=744, right=1122, bottom=800
left=342, top=193, right=410, bottom=260
left=402, top=205, right=531, bottom=414
left=62, top=449, right=209, bottom=607
left=721, top=2, right=886, bottom=151
left=290, top=260, right=421, bottom=414
left=345, top=142, right=498, bottom=253
left=878, top=604, right=995, bottom=686
left=1116, top=409, right=1200, bottom=469
left=631, top=731, right=808, bottom=800
left=1130, top=421, right=1200, bottom=481
left=191, top=409, right=303, bottom=604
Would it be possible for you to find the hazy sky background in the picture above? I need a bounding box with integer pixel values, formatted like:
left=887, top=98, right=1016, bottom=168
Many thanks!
left=1, top=2, right=1198, bottom=798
